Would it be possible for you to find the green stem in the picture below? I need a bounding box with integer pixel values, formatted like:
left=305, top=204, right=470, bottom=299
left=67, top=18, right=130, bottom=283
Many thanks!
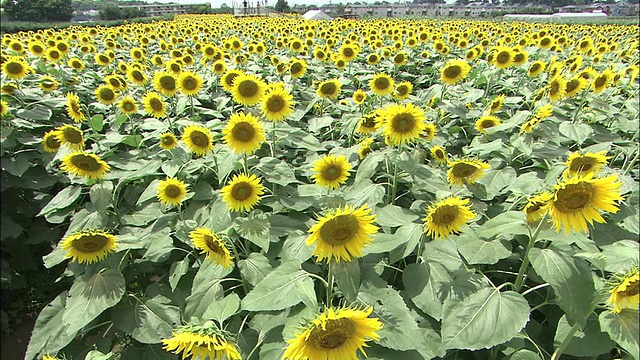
left=551, top=323, right=580, bottom=360
left=243, top=153, right=248, bottom=174
left=514, top=213, right=548, bottom=292
left=390, top=161, right=398, bottom=205
left=270, top=121, right=277, bottom=158
left=128, top=115, right=139, bottom=148
left=326, top=261, right=334, bottom=307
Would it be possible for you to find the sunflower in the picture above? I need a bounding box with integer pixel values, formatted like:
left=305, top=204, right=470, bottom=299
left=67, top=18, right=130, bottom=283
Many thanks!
left=289, top=58, right=308, bottom=78
left=493, top=47, right=514, bottom=69
left=231, top=73, right=266, bottom=106
left=55, top=124, right=84, bottom=150
left=606, top=268, right=639, bottom=314
left=142, top=91, right=167, bottom=118
left=475, top=115, right=501, bottom=134
left=260, top=87, right=294, bottom=121
left=118, top=96, right=138, bottom=114
left=284, top=306, right=382, bottom=360
left=422, top=197, right=475, bottom=239
left=94, top=53, right=111, bottom=66
left=430, top=146, right=448, bottom=164
left=42, top=130, right=62, bottom=153
left=189, top=227, right=233, bottom=268
left=592, top=69, right=613, bottom=95
left=157, top=177, right=188, bottom=207
left=547, top=76, right=566, bottom=102
left=178, top=71, right=203, bottom=96
left=39, top=76, right=58, bottom=92
left=339, top=44, right=359, bottom=62
left=105, top=74, right=126, bottom=92
left=153, top=71, right=178, bottom=97
left=440, top=59, right=471, bottom=85
left=393, top=81, right=413, bottom=100
left=2, top=56, right=31, bottom=79
left=488, top=94, right=505, bottom=114
left=523, top=191, right=552, bottom=223
left=369, top=73, right=395, bottom=96
left=220, top=69, right=243, bottom=92
left=221, top=173, right=265, bottom=212
left=352, top=89, right=367, bottom=104
left=564, top=76, right=588, bottom=99
left=393, top=51, right=408, bottom=66
left=447, top=159, right=490, bottom=185
left=546, top=173, right=623, bottom=234
left=380, top=103, right=426, bottom=146
left=421, top=123, right=437, bottom=141
left=162, top=324, right=241, bottom=360
left=66, top=92, right=86, bottom=123
left=93, top=85, right=116, bottom=105
left=182, top=125, right=214, bottom=156
left=528, top=61, right=546, bottom=77
left=28, top=41, right=45, bottom=56
left=316, top=79, right=342, bottom=100
left=311, top=154, right=352, bottom=190
left=61, top=229, right=117, bottom=264
left=67, top=57, right=84, bottom=71
left=366, top=52, right=380, bottom=65
left=334, top=58, right=347, bottom=70
left=61, top=152, right=110, bottom=179
left=127, top=68, right=148, bottom=86
left=159, top=133, right=178, bottom=150
left=358, top=138, right=374, bottom=159
left=223, top=112, right=265, bottom=155
left=512, top=50, right=528, bottom=66
left=356, top=112, right=379, bottom=134
left=564, top=151, right=609, bottom=177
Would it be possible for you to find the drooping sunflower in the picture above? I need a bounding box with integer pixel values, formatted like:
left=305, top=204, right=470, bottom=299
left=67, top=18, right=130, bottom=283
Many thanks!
left=393, top=81, right=413, bottom=100
left=42, top=130, right=62, bottom=153
left=157, top=177, right=188, bottom=207
left=369, top=73, right=395, bottom=96
left=311, top=154, right=352, bottom=190
left=39, top=76, right=58, bottom=92
left=422, top=196, right=476, bottom=239
left=564, top=76, right=588, bottom=98
left=430, top=145, right=448, bottom=164
left=221, top=173, right=265, bottom=212
left=447, top=159, right=490, bottom=185
left=564, top=151, right=609, bottom=177
left=523, top=192, right=553, bottom=223
left=546, top=173, right=623, bottom=234
left=488, top=94, right=505, bottom=113
left=606, top=268, right=639, bottom=314
left=380, top=103, right=426, bottom=146
left=440, top=59, right=471, bottom=85
left=548, top=76, right=566, bottom=102
left=358, top=138, right=374, bottom=159
left=316, top=78, right=341, bottom=99
left=260, top=87, right=294, bottom=121
left=475, top=115, right=501, bottom=134
left=66, top=92, right=86, bottom=123
left=118, top=96, right=138, bottom=114
left=127, top=68, right=148, bottom=86
left=528, top=61, right=546, bottom=77
left=223, top=112, right=265, bottom=154
left=592, top=69, right=613, bottom=95
left=306, top=204, right=378, bottom=262
left=182, top=125, right=214, bottom=156
left=162, top=324, right=241, bottom=360
left=356, top=111, right=379, bottom=134
left=284, top=306, right=382, bottom=360
left=352, top=89, right=367, bottom=104
left=61, top=152, right=110, bottom=179
left=178, top=71, right=203, bottom=96
left=55, top=124, right=84, bottom=150
left=142, top=91, right=167, bottom=118
left=153, top=71, right=178, bottom=97
left=189, top=227, right=233, bottom=268
left=61, top=229, right=117, bottom=264
left=159, top=133, right=178, bottom=150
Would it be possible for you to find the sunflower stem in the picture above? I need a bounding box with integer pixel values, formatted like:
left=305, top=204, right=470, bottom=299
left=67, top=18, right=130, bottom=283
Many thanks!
left=128, top=115, right=140, bottom=149
left=270, top=121, right=277, bottom=158
left=514, top=213, right=548, bottom=292
left=243, top=153, right=248, bottom=174
left=550, top=323, right=580, bottom=360
left=326, top=261, right=335, bottom=307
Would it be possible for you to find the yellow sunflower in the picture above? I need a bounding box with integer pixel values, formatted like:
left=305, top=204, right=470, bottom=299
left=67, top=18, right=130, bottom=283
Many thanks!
left=430, top=146, right=448, bottom=164
left=61, top=152, right=110, bottom=179
left=221, top=173, right=265, bottom=212
left=162, top=324, right=241, bottom=360
left=423, top=196, right=476, bottom=239
left=475, top=115, right=501, bottom=134
left=356, top=112, right=379, bottom=134
left=95, top=85, right=117, bottom=105
left=311, top=154, right=352, bottom=190
left=189, top=227, right=233, bottom=268
left=157, top=177, right=188, bottom=207
left=606, top=268, right=639, bottom=314
left=358, top=138, right=374, bottom=159
left=182, top=125, right=214, bottom=156
left=55, top=124, right=84, bottom=150
left=2, top=56, right=31, bottom=79
left=38, top=75, right=58, bottom=93
left=489, top=94, right=505, bottom=114
left=564, top=151, right=609, bottom=177
left=306, top=205, right=378, bottom=262
left=440, top=59, right=471, bottom=85
left=284, top=306, right=382, bottom=360
left=159, top=133, right=178, bottom=150
left=42, top=130, right=62, bottom=153
left=493, top=47, right=514, bottom=69
left=369, top=73, right=395, bottom=96
left=523, top=192, right=553, bottom=223
left=564, top=76, right=588, bottom=98
left=231, top=73, right=266, bottom=106
left=546, top=173, right=623, bottom=234
left=118, top=96, right=138, bottom=115
left=393, top=81, right=413, bottom=100
left=447, top=159, right=490, bottom=185
left=153, top=71, right=178, bottom=97
left=142, top=91, right=167, bottom=118
left=528, top=61, right=546, bottom=78
left=316, top=79, right=341, bottom=99
left=592, top=69, right=613, bottom=95
left=380, top=103, right=426, bottom=146
left=352, top=89, right=367, bottom=104
left=66, top=92, right=86, bottom=123
left=220, top=69, right=244, bottom=92
left=61, top=229, right=117, bottom=264
left=260, top=87, right=294, bottom=121
left=223, top=112, right=265, bottom=155
left=212, top=59, right=226, bottom=75
left=289, top=58, right=308, bottom=78
left=339, top=44, right=359, bottom=62
left=127, top=68, right=148, bottom=86
left=178, top=71, right=203, bottom=96
left=548, top=76, right=566, bottom=102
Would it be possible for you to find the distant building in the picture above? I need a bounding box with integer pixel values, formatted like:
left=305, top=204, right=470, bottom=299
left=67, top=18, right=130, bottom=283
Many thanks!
left=117, top=3, right=206, bottom=17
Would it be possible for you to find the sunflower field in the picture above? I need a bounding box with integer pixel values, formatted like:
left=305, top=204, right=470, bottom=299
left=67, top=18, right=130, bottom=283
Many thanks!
left=1, top=14, right=639, bottom=360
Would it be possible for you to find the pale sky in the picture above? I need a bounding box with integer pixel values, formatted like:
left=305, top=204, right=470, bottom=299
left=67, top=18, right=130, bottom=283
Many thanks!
left=147, top=0, right=406, bottom=7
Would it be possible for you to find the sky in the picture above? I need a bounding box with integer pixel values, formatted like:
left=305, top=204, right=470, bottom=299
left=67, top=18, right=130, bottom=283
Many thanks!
left=146, top=0, right=413, bottom=7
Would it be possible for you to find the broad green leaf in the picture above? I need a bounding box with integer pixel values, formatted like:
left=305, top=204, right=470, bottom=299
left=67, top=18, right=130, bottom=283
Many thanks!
left=242, top=260, right=316, bottom=311
left=16, top=105, right=52, bottom=121
left=238, top=252, right=273, bottom=286
left=355, top=150, right=385, bottom=183
left=404, top=261, right=451, bottom=320
left=388, top=223, right=424, bottom=263
left=25, top=291, right=75, bottom=360
left=599, top=310, right=639, bottom=360
left=259, top=342, right=287, bottom=360
left=559, top=122, right=592, bottom=145
left=554, top=314, right=615, bottom=357
left=62, top=269, right=126, bottom=336
left=215, top=146, right=239, bottom=182
left=440, top=288, right=530, bottom=351
left=600, top=240, right=639, bottom=273
left=84, top=350, right=113, bottom=360
left=90, top=181, right=114, bottom=211
left=121, top=202, right=166, bottom=227
left=257, top=157, right=298, bottom=186
left=137, top=179, right=162, bottom=205
left=364, top=223, right=422, bottom=255
left=192, top=181, right=215, bottom=201
left=202, top=293, right=240, bottom=324
left=477, top=167, right=517, bottom=199
left=142, top=225, right=172, bottom=263
left=281, top=233, right=314, bottom=263
left=510, top=172, right=545, bottom=195
left=169, top=257, right=191, bottom=292
left=374, top=204, right=419, bottom=227
left=476, top=211, right=529, bottom=239
left=422, top=238, right=465, bottom=271
left=457, top=231, right=512, bottom=265
left=131, top=295, right=181, bottom=344
left=89, top=114, right=104, bottom=132
left=344, top=180, right=385, bottom=207
left=38, top=186, right=83, bottom=216
left=184, top=260, right=232, bottom=319
left=333, top=259, right=360, bottom=302
left=249, top=310, right=289, bottom=338
left=507, top=349, right=542, bottom=360
left=235, top=211, right=271, bottom=251
left=529, top=246, right=596, bottom=328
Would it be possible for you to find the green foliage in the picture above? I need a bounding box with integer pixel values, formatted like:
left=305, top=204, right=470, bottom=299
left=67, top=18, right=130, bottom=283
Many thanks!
left=1, top=0, right=74, bottom=22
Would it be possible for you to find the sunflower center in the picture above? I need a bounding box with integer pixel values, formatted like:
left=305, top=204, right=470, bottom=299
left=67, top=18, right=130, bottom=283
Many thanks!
left=530, top=64, right=541, bottom=73
left=554, top=182, right=594, bottom=212
left=361, top=116, right=376, bottom=128
left=433, top=205, right=460, bottom=225
left=183, top=77, right=197, bottom=90
left=444, top=65, right=461, bottom=79
left=73, top=234, right=109, bottom=253
left=569, top=157, right=596, bottom=173
left=320, top=83, right=337, bottom=95
left=160, top=76, right=176, bottom=91
left=541, top=38, right=551, bottom=46
left=232, top=122, right=256, bottom=142
left=481, top=119, right=496, bottom=129
left=162, top=136, right=175, bottom=145
left=621, top=279, right=639, bottom=296
left=397, top=85, right=408, bottom=96
left=214, top=63, right=224, bottom=72
left=343, top=47, right=354, bottom=58
left=308, top=318, right=356, bottom=350
left=71, top=154, right=101, bottom=171
left=132, top=71, right=144, bottom=81
left=238, top=80, right=259, bottom=97
left=164, top=184, right=182, bottom=198
left=71, top=101, right=81, bottom=113
left=319, top=214, right=358, bottom=245
left=63, top=128, right=83, bottom=144
left=6, top=62, right=24, bottom=74
left=566, top=80, right=580, bottom=93
left=99, top=55, right=109, bottom=63
left=267, top=94, right=286, bottom=112
left=290, top=63, right=302, bottom=74
left=374, top=77, right=390, bottom=90
left=496, top=51, right=510, bottom=64
left=435, top=149, right=445, bottom=158
left=190, top=131, right=209, bottom=147
left=46, top=136, right=61, bottom=149
left=452, top=163, right=477, bottom=178
left=100, top=88, right=115, bottom=101
left=550, top=81, right=560, bottom=95
left=392, top=113, right=416, bottom=133
left=321, top=164, right=343, bottom=181
left=394, top=54, right=405, bottom=63
left=231, top=182, right=252, bottom=200
left=594, top=76, right=606, bottom=88
left=150, top=98, right=163, bottom=111
left=204, top=234, right=222, bottom=254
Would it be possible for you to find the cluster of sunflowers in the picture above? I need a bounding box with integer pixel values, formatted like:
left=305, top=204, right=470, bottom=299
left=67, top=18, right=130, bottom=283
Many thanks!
left=1, top=13, right=639, bottom=360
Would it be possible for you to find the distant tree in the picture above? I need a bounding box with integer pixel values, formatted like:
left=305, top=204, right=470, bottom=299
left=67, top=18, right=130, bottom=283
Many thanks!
left=2, top=0, right=74, bottom=21
left=99, top=3, right=122, bottom=20
left=186, top=4, right=213, bottom=13
left=275, top=0, right=290, bottom=12
left=336, top=3, right=346, bottom=14
left=121, top=7, right=146, bottom=18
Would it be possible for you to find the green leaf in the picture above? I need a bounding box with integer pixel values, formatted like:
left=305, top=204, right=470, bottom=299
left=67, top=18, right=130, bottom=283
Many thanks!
left=457, top=230, right=512, bottom=265
left=90, top=181, right=113, bottom=211
left=507, top=349, right=541, bottom=360
left=509, top=172, right=545, bottom=195
left=559, top=122, right=593, bottom=145
left=440, top=288, right=530, bottom=351
left=169, top=257, right=191, bottom=292
left=477, top=167, right=517, bottom=199
left=235, top=211, right=271, bottom=251
left=89, top=114, right=105, bottom=132
left=25, top=291, right=75, bottom=360
left=84, top=350, right=114, bottom=360
left=374, top=204, right=419, bottom=227
left=333, top=260, right=360, bottom=302
left=184, top=261, right=232, bottom=319
left=554, top=314, right=615, bottom=357
left=529, top=246, right=596, bottom=328
left=202, top=293, right=240, bottom=324
left=38, top=186, right=83, bottom=216
left=257, top=157, right=298, bottom=186
left=215, top=146, right=239, bottom=182
left=600, top=240, right=639, bottom=273
left=142, top=225, right=172, bottom=263
left=131, top=295, right=181, bottom=344
left=281, top=233, right=314, bottom=263
left=422, top=238, right=465, bottom=271
left=344, top=180, right=386, bottom=207
left=62, top=269, right=126, bottom=336
left=476, top=211, right=529, bottom=239
left=355, top=150, right=385, bottom=183
left=364, top=223, right=422, bottom=255
left=599, top=310, right=639, bottom=360
left=404, top=261, right=451, bottom=320
left=242, top=260, right=316, bottom=312
left=238, top=252, right=273, bottom=286
left=192, top=181, right=215, bottom=201
left=249, top=309, right=289, bottom=338
left=259, top=342, right=287, bottom=360
left=16, top=104, right=52, bottom=121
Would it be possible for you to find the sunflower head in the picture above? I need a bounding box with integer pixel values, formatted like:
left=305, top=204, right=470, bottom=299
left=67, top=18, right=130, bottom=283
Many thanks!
left=352, top=89, right=367, bottom=104
left=61, top=229, right=117, bottom=264
left=182, top=125, right=214, bottom=157
left=447, top=159, right=490, bottom=185
left=223, top=112, right=265, bottom=155
left=163, top=323, right=241, bottom=360
left=523, top=192, right=553, bottom=223
left=42, top=130, right=62, bottom=153
left=157, top=177, right=188, bottom=207
left=231, top=73, right=266, bottom=106
left=356, top=111, right=379, bottom=134
left=66, top=92, right=86, bottom=123
left=311, top=154, right=352, bottom=190
left=369, top=73, right=395, bottom=96
left=289, top=58, right=308, bottom=78
left=221, top=173, right=265, bottom=212
left=393, top=81, right=413, bottom=100
left=261, top=87, right=294, bottom=122
left=441, top=59, right=471, bottom=85
left=475, top=115, right=501, bottom=134
left=55, top=124, right=84, bottom=150
left=380, top=103, right=426, bottom=146
left=316, top=79, right=341, bottom=99
left=423, top=197, right=475, bottom=239
left=178, top=71, right=203, bottom=96
left=189, top=227, right=233, bottom=268
left=153, top=71, right=178, bottom=97
left=159, top=133, right=178, bottom=150
left=564, top=151, right=609, bottom=177
left=430, top=145, right=448, bottom=164
left=142, top=91, right=167, bottom=118
left=61, top=152, right=110, bottom=179
left=606, top=267, right=639, bottom=313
